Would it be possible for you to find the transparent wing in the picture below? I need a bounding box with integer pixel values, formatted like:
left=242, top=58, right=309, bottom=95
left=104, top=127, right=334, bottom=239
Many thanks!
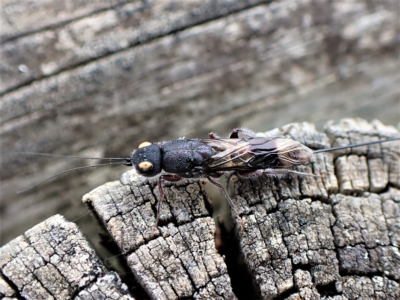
left=203, top=137, right=313, bottom=172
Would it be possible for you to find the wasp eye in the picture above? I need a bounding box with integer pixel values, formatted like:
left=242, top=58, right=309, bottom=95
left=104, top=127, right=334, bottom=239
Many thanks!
left=138, top=161, right=153, bottom=172
left=138, top=141, right=152, bottom=148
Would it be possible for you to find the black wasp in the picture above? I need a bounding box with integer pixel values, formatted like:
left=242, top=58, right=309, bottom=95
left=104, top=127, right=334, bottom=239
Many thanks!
left=124, top=127, right=400, bottom=227
left=18, top=128, right=400, bottom=228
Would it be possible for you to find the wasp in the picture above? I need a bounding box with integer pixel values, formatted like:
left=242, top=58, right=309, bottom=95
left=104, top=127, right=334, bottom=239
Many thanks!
left=125, top=128, right=400, bottom=227
left=16, top=128, right=400, bottom=228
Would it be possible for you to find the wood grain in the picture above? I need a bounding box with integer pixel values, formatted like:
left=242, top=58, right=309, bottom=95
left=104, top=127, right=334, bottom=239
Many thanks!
left=1, top=0, right=398, bottom=247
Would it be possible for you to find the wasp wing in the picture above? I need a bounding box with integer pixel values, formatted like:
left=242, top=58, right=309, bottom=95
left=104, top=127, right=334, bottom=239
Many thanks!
left=203, top=137, right=313, bottom=172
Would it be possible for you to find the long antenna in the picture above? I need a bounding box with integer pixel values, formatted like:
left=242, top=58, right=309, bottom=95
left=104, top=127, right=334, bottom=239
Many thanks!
left=17, top=161, right=131, bottom=193
left=313, top=137, right=400, bottom=154
left=10, top=151, right=129, bottom=161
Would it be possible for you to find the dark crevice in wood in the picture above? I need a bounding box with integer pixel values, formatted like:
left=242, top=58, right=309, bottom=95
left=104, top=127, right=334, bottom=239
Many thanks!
left=200, top=182, right=214, bottom=218
left=0, top=271, right=20, bottom=299
left=217, top=222, right=260, bottom=300
left=275, top=286, right=298, bottom=300
left=83, top=200, right=111, bottom=235
left=291, top=263, right=312, bottom=273
left=338, top=269, right=399, bottom=283
left=82, top=199, right=147, bottom=298
left=69, top=272, right=99, bottom=299
left=316, top=281, right=340, bottom=297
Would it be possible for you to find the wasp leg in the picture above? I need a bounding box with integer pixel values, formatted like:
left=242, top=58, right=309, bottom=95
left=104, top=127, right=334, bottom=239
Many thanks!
left=236, top=170, right=264, bottom=178
left=206, top=175, right=243, bottom=230
left=229, top=128, right=258, bottom=138
left=238, top=169, right=317, bottom=178
left=208, top=132, right=221, bottom=139
left=208, top=172, right=224, bottom=178
left=154, top=174, right=182, bottom=233
left=263, top=168, right=317, bottom=177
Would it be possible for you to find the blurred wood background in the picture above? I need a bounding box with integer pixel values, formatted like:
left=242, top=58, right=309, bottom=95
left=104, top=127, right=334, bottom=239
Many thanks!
left=1, top=0, right=398, bottom=255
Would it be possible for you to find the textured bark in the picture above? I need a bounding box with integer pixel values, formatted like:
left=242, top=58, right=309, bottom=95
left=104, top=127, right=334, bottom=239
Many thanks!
left=83, top=119, right=398, bottom=299
left=0, top=215, right=133, bottom=299
left=1, top=0, right=399, bottom=246
left=1, top=119, right=399, bottom=299
left=82, top=175, right=236, bottom=299
left=228, top=119, right=400, bottom=299
left=1, top=0, right=400, bottom=298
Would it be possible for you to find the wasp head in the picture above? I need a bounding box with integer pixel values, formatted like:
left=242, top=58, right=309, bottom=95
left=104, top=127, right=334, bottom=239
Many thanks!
left=131, top=142, right=162, bottom=177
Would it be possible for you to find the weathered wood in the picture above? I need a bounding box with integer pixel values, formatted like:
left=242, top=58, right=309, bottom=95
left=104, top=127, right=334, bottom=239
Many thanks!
left=228, top=119, right=400, bottom=299
left=1, top=119, right=399, bottom=299
left=82, top=119, right=399, bottom=299
left=82, top=175, right=236, bottom=299
left=0, top=215, right=134, bottom=299
left=1, top=0, right=266, bottom=93
left=1, top=0, right=399, bottom=246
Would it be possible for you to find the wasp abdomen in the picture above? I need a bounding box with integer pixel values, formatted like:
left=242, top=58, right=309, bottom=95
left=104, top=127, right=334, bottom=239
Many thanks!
left=274, top=139, right=313, bottom=167
left=246, top=138, right=313, bottom=169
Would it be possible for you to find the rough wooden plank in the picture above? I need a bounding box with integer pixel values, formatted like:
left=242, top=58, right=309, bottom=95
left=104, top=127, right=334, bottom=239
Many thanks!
left=0, top=215, right=134, bottom=299
left=83, top=175, right=236, bottom=300
left=1, top=0, right=266, bottom=94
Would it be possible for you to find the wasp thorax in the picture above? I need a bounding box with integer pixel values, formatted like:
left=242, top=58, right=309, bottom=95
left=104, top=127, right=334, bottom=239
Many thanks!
left=131, top=143, right=162, bottom=177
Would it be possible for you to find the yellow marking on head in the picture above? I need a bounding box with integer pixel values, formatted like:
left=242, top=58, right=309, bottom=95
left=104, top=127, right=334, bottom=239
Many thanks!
left=138, top=141, right=151, bottom=148
left=138, top=161, right=153, bottom=171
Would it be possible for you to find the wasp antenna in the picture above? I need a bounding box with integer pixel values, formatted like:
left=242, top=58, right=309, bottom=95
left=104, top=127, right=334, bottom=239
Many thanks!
left=313, top=137, right=400, bottom=154
left=17, top=161, right=129, bottom=193
left=6, top=151, right=128, bottom=161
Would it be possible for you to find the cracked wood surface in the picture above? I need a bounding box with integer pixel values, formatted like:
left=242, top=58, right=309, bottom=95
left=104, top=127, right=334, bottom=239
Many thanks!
left=82, top=175, right=236, bottom=299
left=83, top=119, right=399, bottom=299
left=0, top=215, right=133, bottom=299
left=1, top=119, right=399, bottom=299
left=228, top=119, right=400, bottom=299
left=1, top=0, right=399, bottom=247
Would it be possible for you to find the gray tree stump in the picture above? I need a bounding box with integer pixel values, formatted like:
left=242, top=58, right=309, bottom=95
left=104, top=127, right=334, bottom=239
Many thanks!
left=0, top=215, right=133, bottom=299
left=1, top=0, right=399, bottom=247
left=1, top=118, right=399, bottom=299
left=1, top=0, right=399, bottom=297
